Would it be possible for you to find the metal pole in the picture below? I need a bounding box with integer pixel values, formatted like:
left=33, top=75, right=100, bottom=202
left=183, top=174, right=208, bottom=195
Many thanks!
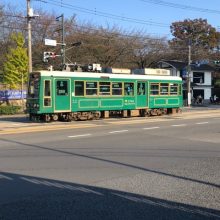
left=187, top=40, right=191, bottom=107
left=61, top=14, right=65, bottom=67
left=27, top=0, right=32, bottom=73
left=21, top=73, right=24, bottom=111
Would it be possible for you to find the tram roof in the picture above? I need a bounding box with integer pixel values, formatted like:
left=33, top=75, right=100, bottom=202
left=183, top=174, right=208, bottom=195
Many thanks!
left=35, top=71, right=182, bottom=81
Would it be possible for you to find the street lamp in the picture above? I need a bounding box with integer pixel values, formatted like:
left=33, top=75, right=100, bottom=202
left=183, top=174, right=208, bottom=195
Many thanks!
left=65, top=42, right=82, bottom=52
left=27, top=0, right=39, bottom=73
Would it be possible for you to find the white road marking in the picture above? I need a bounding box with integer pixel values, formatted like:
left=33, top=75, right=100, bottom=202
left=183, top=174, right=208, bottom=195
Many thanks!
left=171, top=124, right=186, bottom=127
left=0, top=174, right=13, bottom=180
left=109, top=130, right=128, bottom=134
left=196, top=122, right=209, bottom=125
left=143, top=127, right=160, bottom=130
left=68, top=134, right=91, bottom=138
left=109, top=118, right=173, bottom=125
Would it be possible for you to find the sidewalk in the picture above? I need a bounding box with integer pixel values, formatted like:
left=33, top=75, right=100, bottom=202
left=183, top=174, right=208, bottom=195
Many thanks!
left=0, top=104, right=220, bottom=120
left=182, top=104, right=220, bottom=112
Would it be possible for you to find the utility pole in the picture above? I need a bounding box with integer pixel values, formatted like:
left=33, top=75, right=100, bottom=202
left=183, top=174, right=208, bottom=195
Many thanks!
left=61, top=14, right=65, bottom=67
left=27, top=0, right=32, bottom=73
left=187, top=39, right=192, bottom=107
left=56, top=14, right=65, bottom=68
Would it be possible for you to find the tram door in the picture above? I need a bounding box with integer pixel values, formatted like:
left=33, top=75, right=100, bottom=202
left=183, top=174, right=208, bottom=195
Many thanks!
left=136, top=81, right=147, bottom=108
left=54, top=79, right=71, bottom=112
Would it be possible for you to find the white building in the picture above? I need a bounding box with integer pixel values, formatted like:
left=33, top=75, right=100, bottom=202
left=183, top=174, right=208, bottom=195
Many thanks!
left=157, top=60, right=215, bottom=104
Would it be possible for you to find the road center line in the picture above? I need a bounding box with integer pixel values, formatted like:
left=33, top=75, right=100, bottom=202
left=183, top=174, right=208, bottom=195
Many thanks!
left=212, top=118, right=220, bottom=120
left=109, top=130, right=128, bottom=134
left=196, top=122, right=209, bottom=125
left=68, top=134, right=92, bottom=138
left=143, top=127, right=160, bottom=130
left=171, top=124, right=186, bottom=127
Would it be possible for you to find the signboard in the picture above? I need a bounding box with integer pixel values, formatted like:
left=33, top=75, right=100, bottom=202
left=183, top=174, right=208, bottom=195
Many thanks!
left=45, top=39, right=57, bottom=46
left=0, top=90, right=27, bottom=101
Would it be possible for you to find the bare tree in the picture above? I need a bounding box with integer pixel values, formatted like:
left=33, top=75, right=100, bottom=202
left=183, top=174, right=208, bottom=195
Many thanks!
left=130, top=36, right=170, bottom=68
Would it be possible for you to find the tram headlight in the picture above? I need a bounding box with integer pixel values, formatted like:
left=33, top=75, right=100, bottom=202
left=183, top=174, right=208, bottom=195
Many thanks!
left=33, top=103, right=39, bottom=108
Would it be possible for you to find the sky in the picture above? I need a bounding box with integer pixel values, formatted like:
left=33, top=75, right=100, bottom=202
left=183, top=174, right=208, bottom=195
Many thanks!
left=2, top=0, right=220, bottom=38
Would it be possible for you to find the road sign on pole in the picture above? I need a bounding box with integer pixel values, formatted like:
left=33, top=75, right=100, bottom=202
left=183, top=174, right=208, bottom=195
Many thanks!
left=45, top=39, right=57, bottom=46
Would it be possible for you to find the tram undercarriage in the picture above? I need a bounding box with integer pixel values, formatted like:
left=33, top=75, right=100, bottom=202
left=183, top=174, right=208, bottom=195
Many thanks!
left=29, top=108, right=181, bottom=122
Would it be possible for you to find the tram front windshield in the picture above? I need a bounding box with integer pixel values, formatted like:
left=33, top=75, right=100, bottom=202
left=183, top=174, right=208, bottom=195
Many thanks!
left=28, top=72, right=40, bottom=98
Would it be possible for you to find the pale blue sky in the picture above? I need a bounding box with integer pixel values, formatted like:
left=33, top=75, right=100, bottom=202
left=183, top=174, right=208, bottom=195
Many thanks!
left=2, top=0, right=220, bottom=38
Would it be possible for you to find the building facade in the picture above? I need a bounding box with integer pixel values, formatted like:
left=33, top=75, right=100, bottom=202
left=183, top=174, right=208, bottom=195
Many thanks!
left=157, top=60, right=215, bottom=104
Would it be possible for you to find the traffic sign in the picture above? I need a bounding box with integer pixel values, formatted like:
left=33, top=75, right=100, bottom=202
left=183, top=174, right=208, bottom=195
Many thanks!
left=45, top=39, right=57, bottom=46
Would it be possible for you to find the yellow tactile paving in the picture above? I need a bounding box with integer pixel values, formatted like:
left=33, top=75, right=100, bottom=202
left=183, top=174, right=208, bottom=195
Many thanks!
left=0, top=124, right=100, bottom=135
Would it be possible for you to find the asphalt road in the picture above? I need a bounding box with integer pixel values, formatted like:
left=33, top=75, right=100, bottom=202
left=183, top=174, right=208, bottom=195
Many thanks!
left=0, top=112, right=220, bottom=220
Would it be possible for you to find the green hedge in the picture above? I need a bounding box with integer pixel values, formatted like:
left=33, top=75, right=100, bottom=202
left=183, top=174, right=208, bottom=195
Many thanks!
left=0, top=105, right=21, bottom=115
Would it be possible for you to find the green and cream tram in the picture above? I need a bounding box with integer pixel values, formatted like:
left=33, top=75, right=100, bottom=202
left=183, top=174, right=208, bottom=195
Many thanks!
left=27, top=70, right=183, bottom=121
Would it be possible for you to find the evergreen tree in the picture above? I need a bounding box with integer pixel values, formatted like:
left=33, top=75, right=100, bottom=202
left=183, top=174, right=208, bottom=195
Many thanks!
left=169, top=19, right=220, bottom=61
left=3, top=33, right=28, bottom=89
left=170, top=19, right=220, bottom=48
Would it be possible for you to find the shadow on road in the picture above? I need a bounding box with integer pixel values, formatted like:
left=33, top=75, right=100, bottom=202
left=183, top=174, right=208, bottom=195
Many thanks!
left=0, top=172, right=219, bottom=220
left=1, top=138, right=219, bottom=190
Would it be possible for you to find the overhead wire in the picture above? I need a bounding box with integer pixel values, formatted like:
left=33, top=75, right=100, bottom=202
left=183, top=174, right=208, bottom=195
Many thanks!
left=0, top=2, right=214, bottom=52
left=0, top=13, right=171, bottom=40
left=34, top=0, right=169, bottom=27
left=3, top=0, right=219, bottom=38
left=139, top=0, right=220, bottom=14
left=2, top=14, right=26, bottom=19
left=7, top=0, right=201, bottom=40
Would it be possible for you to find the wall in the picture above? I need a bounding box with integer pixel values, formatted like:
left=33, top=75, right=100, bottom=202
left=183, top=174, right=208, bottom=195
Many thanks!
left=204, top=72, right=212, bottom=85
left=190, top=71, right=212, bottom=101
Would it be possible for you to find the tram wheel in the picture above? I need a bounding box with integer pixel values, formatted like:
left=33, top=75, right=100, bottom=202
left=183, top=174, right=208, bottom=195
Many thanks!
left=52, top=114, right=59, bottom=121
left=44, top=114, right=51, bottom=122
left=66, top=114, right=73, bottom=122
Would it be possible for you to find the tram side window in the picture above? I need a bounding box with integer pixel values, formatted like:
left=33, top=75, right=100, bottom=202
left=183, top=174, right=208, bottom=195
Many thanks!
left=75, top=81, right=84, bottom=96
left=170, top=83, right=178, bottom=95
left=124, top=83, right=134, bottom=96
left=137, top=82, right=145, bottom=95
left=44, top=80, right=51, bottom=96
left=86, top=82, right=98, bottom=95
left=179, top=84, right=182, bottom=95
left=99, top=82, right=110, bottom=95
left=150, top=83, right=159, bottom=95
left=112, top=82, right=122, bottom=95
left=160, top=83, right=169, bottom=95
left=44, top=80, right=51, bottom=106
left=57, top=80, right=68, bottom=96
